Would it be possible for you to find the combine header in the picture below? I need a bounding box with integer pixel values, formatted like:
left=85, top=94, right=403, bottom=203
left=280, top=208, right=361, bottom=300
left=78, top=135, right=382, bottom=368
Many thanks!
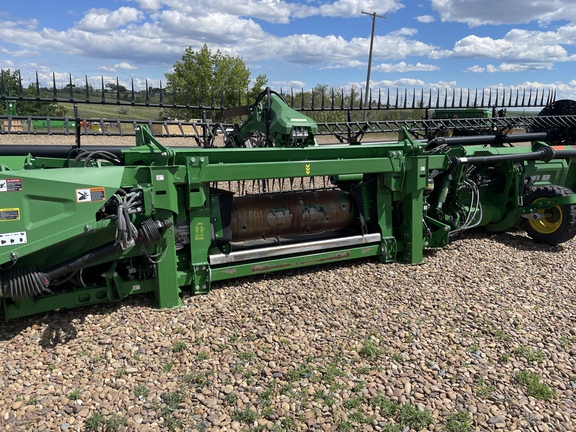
left=1, top=83, right=576, bottom=320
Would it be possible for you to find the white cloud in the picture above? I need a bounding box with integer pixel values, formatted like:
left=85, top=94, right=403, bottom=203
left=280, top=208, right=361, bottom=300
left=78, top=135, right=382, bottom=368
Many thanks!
left=132, top=0, right=162, bottom=11
left=115, top=62, right=139, bottom=70
left=374, top=62, right=439, bottom=72
left=0, top=60, right=15, bottom=69
left=432, top=27, right=576, bottom=72
left=416, top=15, right=435, bottom=24
left=431, top=0, right=576, bottom=26
left=76, top=7, right=143, bottom=32
left=273, top=80, right=306, bottom=89
left=351, top=78, right=427, bottom=88
left=469, top=63, right=554, bottom=73
left=292, top=0, right=402, bottom=19
left=0, top=48, right=40, bottom=58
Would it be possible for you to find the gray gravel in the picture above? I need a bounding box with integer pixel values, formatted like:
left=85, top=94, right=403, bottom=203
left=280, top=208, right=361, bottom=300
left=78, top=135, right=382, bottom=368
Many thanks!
left=1, top=230, right=575, bottom=431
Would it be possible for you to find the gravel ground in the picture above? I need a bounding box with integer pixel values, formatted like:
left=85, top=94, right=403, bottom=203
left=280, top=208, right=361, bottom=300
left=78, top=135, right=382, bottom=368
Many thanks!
left=1, top=134, right=575, bottom=431
left=1, top=231, right=575, bottom=432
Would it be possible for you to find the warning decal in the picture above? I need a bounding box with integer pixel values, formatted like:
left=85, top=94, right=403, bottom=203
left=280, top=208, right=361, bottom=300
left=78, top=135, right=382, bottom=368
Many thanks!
left=0, top=178, right=23, bottom=192
left=76, top=187, right=106, bottom=203
left=0, top=208, right=20, bottom=221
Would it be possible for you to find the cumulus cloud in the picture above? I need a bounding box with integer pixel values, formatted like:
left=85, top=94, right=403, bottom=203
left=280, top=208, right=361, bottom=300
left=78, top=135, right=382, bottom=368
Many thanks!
left=431, top=0, right=576, bottom=26
left=132, top=0, right=163, bottom=11
left=76, top=7, right=143, bottom=32
left=115, top=62, right=139, bottom=70
left=416, top=15, right=435, bottom=24
left=432, top=27, right=576, bottom=72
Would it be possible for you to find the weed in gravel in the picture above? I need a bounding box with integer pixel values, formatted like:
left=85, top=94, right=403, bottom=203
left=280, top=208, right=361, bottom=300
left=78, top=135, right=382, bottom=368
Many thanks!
left=370, top=393, right=399, bottom=417
left=336, top=419, right=353, bottom=431
left=321, top=360, right=346, bottom=384
left=286, top=362, right=314, bottom=381
left=104, top=413, right=128, bottom=431
left=163, top=361, right=174, bottom=372
left=68, top=389, right=82, bottom=400
left=513, top=346, right=546, bottom=363
left=476, top=379, right=495, bottom=398
left=134, top=385, right=150, bottom=399
left=171, top=341, right=187, bottom=353
left=358, top=339, right=384, bottom=360
left=515, top=371, right=555, bottom=401
left=223, top=392, right=238, bottom=406
left=397, top=404, right=434, bottom=430
left=84, top=412, right=106, bottom=431
left=184, top=371, right=212, bottom=388
left=161, top=389, right=185, bottom=410
left=84, top=411, right=127, bottom=432
left=349, top=410, right=375, bottom=425
left=197, top=350, right=210, bottom=361
left=343, top=395, right=366, bottom=410
left=444, top=411, right=473, bottom=432
left=381, top=424, right=404, bottom=432
left=238, top=350, right=256, bottom=363
left=231, top=406, right=258, bottom=424
left=280, top=417, right=297, bottom=430
left=313, top=389, right=336, bottom=407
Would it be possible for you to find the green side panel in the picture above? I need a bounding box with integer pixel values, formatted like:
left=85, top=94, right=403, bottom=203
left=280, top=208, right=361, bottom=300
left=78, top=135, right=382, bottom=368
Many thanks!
left=0, top=167, right=125, bottom=266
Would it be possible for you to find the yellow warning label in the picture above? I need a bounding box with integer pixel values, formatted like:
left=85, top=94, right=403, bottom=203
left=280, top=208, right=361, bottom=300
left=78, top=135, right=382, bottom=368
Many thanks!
left=0, top=208, right=20, bottom=221
left=305, top=163, right=311, bottom=175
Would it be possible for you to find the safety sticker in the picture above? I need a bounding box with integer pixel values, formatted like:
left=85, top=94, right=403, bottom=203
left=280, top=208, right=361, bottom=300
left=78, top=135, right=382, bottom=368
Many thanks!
left=0, top=178, right=22, bottom=192
left=76, top=187, right=106, bottom=203
left=0, top=208, right=20, bottom=221
left=0, top=231, right=27, bottom=246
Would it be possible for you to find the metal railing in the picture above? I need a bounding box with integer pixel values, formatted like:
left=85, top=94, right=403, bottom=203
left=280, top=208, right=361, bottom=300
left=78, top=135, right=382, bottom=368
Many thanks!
left=1, top=70, right=556, bottom=111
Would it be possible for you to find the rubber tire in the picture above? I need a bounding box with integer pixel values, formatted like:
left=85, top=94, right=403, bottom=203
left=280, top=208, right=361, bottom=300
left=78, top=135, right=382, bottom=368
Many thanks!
left=522, top=185, right=576, bottom=245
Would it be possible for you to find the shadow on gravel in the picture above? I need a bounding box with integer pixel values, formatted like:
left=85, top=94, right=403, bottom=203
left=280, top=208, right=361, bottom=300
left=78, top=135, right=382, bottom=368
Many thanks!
left=0, top=300, right=128, bottom=344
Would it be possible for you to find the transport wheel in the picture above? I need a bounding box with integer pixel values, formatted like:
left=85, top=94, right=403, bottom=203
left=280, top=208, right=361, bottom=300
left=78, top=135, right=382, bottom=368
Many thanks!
left=522, top=185, right=576, bottom=245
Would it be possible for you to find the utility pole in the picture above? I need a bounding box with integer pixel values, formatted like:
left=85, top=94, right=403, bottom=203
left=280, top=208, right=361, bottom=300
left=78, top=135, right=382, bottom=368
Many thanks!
left=362, top=11, right=385, bottom=120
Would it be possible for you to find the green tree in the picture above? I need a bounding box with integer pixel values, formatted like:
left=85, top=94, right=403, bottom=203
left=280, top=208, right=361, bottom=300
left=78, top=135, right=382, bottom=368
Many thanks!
left=105, top=83, right=128, bottom=93
left=164, top=44, right=267, bottom=120
left=1, top=69, right=66, bottom=116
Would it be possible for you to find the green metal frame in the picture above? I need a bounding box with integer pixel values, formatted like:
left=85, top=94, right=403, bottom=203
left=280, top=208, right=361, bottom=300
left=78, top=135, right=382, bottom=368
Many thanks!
left=2, top=126, right=576, bottom=320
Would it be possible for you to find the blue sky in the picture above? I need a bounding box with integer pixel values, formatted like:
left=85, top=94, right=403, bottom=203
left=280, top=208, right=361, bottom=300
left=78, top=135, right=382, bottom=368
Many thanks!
left=1, top=0, right=576, bottom=100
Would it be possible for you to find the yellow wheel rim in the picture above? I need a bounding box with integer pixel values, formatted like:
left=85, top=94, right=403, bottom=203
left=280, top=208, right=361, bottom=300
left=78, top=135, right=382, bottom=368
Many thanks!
left=528, top=198, right=563, bottom=234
